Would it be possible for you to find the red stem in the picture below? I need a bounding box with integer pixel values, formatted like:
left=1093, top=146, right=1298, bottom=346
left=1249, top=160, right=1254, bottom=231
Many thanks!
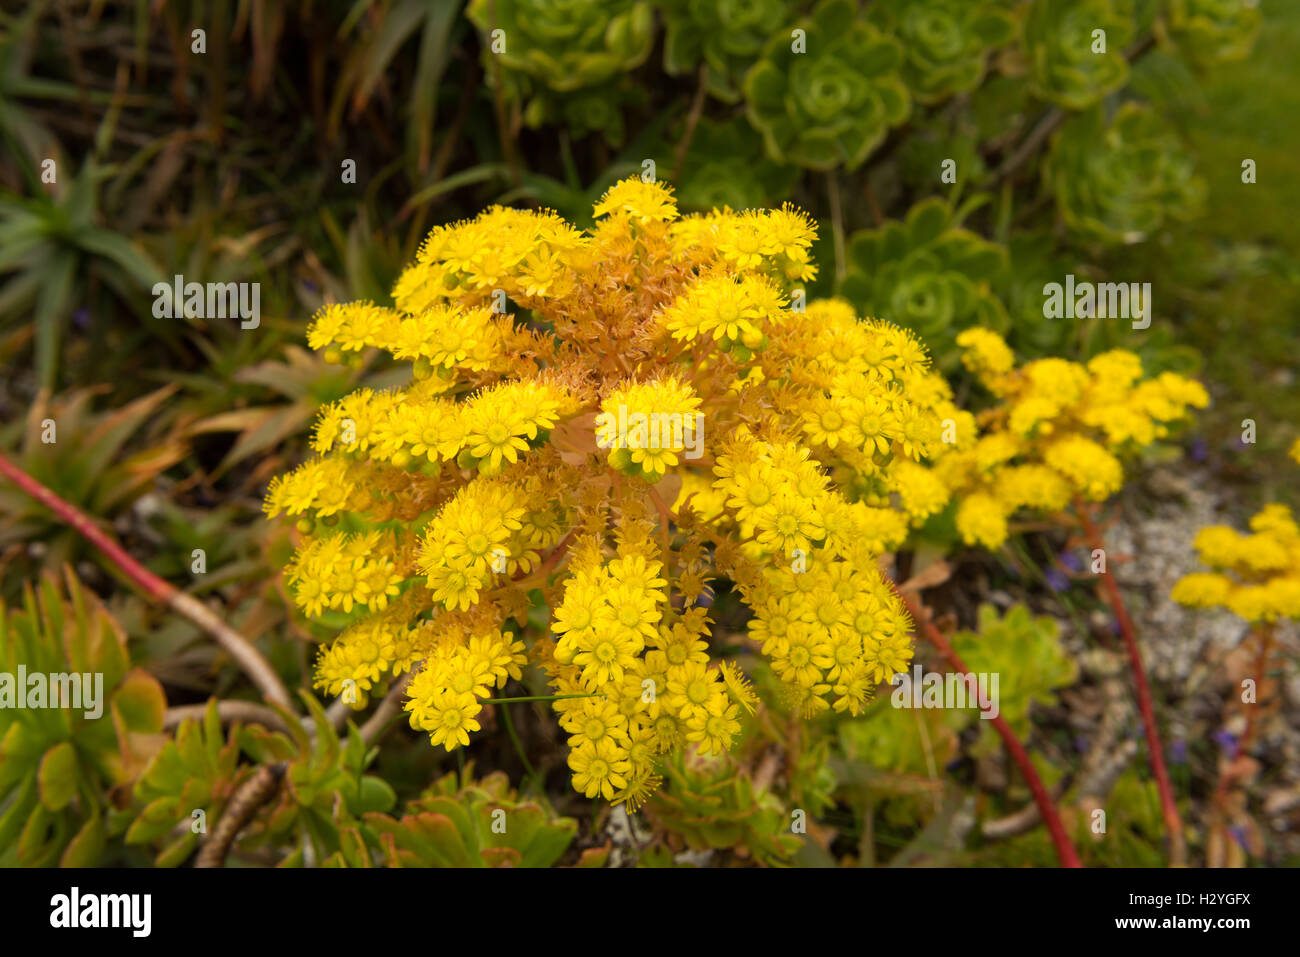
left=891, top=582, right=1083, bottom=868
left=0, top=451, right=171, bottom=601
left=1074, top=497, right=1185, bottom=865
left=0, top=449, right=292, bottom=707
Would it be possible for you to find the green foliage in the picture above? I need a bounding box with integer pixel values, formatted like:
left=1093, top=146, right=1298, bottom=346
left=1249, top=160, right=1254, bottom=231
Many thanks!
left=972, top=768, right=1166, bottom=866
left=950, top=603, right=1078, bottom=750
left=126, top=699, right=245, bottom=867
left=671, top=117, right=800, bottom=212
left=647, top=749, right=801, bottom=866
left=1044, top=102, right=1206, bottom=244
left=840, top=198, right=1009, bottom=366
left=867, top=0, right=1016, bottom=104
left=1023, top=0, right=1136, bottom=108
left=660, top=0, right=795, bottom=102
left=0, top=569, right=165, bottom=866
left=744, top=0, right=911, bottom=170
left=128, top=693, right=398, bottom=867
left=469, top=0, right=653, bottom=91
left=467, top=0, right=653, bottom=143
left=0, top=388, right=187, bottom=589
left=240, top=694, right=397, bottom=861
left=351, top=767, right=577, bottom=868
left=839, top=697, right=961, bottom=778
left=0, top=151, right=163, bottom=390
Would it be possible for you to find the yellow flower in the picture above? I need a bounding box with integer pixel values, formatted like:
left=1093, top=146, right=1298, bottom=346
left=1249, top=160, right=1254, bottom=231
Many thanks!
left=720, top=660, right=759, bottom=715
left=956, top=327, right=1015, bottom=381
left=1174, top=501, right=1300, bottom=624
left=569, top=739, right=632, bottom=800
left=407, top=688, right=482, bottom=751
left=685, top=700, right=741, bottom=755
left=1170, top=573, right=1233, bottom=608
left=957, top=493, right=1009, bottom=549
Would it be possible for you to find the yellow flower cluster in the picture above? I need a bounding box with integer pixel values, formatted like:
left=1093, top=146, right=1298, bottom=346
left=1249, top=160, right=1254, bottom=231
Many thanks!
left=1172, top=503, right=1300, bottom=622
left=265, top=177, right=954, bottom=806
left=933, top=329, right=1209, bottom=548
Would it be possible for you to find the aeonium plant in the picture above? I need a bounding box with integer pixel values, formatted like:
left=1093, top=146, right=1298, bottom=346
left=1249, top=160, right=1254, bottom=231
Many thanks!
left=264, top=178, right=964, bottom=808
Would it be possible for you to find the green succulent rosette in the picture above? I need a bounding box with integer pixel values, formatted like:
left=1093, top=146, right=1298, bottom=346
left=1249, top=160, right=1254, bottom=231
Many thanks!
left=672, top=117, right=800, bottom=211
left=951, top=605, right=1077, bottom=757
left=1161, top=0, right=1261, bottom=65
left=1044, top=102, right=1206, bottom=245
left=866, top=0, right=1016, bottom=104
left=467, top=0, right=652, bottom=143
left=743, top=0, right=911, bottom=171
left=467, top=0, right=653, bottom=92
left=839, top=198, right=1009, bottom=367
left=660, top=0, right=797, bottom=103
left=1024, top=0, right=1136, bottom=109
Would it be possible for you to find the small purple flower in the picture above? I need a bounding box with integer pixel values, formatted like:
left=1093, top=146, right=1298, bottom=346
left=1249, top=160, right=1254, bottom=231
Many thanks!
left=1229, top=825, right=1249, bottom=851
left=944, top=757, right=963, bottom=773
left=1074, top=736, right=1089, bottom=753
left=1190, top=437, right=1208, bottom=463
left=1169, top=739, right=1187, bottom=765
left=73, top=307, right=90, bottom=330
left=1059, top=550, right=1083, bottom=574
left=1046, top=568, right=1070, bottom=593
left=1212, top=728, right=1238, bottom=757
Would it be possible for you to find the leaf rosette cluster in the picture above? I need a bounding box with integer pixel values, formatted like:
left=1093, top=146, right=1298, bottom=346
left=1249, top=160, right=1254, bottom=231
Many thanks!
left=744, top=0, right=911, bottom=171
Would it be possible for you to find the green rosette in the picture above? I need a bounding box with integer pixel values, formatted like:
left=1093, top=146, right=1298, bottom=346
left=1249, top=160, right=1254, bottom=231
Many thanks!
left=1024, top=0, right=1136, bottom=109
left=743, top=0, right=911, bottom=171
left=1044, top=102, right=1206, bottom=244
left=867, top=0, right=1016, bottom=104
left=839, top=198, right=1010, bottom=367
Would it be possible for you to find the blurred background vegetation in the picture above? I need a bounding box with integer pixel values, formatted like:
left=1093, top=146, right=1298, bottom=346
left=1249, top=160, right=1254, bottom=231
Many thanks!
left=1, top=0, right=1297, bottom=867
